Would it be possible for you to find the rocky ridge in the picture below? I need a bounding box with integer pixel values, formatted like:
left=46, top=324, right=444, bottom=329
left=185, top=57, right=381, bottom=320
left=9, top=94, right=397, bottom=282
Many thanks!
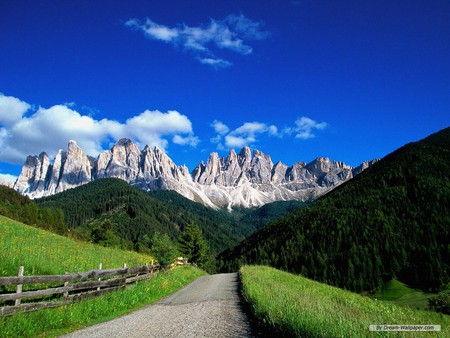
left=13, top=139, right=376, bottom=209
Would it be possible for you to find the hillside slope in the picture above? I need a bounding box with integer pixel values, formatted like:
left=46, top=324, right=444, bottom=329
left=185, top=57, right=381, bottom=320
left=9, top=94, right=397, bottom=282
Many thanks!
left=219, top=127, right=450, bottom=292
left=240, top=266, right=449, bottom=337
left=0, top=185, right=65, bottom=234
left=36, top=178, right=309, bottom=255
left=0, top=215, right=152, bottom=277
left=36, top=178, right=246, bottom=254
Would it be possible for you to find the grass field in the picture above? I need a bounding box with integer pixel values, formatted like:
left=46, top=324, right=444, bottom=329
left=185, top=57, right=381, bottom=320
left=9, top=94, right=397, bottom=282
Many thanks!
left=373, top=279, right=434, bottom=310
left=0, top=215, right=153, bottom=277
left=240, top=265, right=449, bottom=337
left=0, top=215, right=206, bottom=337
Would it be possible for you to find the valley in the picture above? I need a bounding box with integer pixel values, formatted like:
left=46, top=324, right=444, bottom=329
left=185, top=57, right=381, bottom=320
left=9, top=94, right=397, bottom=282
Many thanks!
left=1, top=127, right=449, bottom=337
left=2, top=2, right=449, bottom=336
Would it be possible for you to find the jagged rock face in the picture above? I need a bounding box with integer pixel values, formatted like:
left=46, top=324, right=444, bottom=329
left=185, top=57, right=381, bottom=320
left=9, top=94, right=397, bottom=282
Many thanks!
left=47, top=149, right=66, bottom=195
left=13, top=139, right=375, bottom=208
left=14, top=155, right=39, bottom=193
left=13, top=152, right=51, bottom=195
left=102, top=138, right=142, bottom=181
left=56, top=140, right=93, bottom=193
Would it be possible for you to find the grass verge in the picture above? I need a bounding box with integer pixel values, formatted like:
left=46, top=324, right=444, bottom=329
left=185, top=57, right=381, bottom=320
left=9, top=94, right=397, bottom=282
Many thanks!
left=0, top=266, right=205, bottom=337
left=240, top=265, right=449, bottom=337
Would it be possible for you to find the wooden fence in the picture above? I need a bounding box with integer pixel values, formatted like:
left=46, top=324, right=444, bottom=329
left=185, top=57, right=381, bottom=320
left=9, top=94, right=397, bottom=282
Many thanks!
left=0, top=263, right=160, bottom=316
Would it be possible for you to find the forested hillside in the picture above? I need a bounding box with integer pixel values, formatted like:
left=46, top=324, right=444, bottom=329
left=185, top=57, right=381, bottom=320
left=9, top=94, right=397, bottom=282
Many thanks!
left=0, top=185, right=65, bottom=234
left=218, top=127, right=450, bottom=292
left=37, top=178, right=241, bottom=254
left=36, top=178, right=308, bottom=255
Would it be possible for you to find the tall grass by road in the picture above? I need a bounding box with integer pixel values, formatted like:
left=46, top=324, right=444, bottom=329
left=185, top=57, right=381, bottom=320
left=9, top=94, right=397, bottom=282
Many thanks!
left=0, top=266, right=205, bottom=337
left=240, top=265, right=449, bottom=337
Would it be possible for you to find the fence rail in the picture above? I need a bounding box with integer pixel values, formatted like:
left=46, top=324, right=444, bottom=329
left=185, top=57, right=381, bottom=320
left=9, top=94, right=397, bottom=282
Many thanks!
left=0, top=263, right=160, bottom=316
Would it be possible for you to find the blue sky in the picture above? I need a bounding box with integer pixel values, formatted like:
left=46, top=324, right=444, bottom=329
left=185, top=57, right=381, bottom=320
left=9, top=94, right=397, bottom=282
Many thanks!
left=1, top=0, right=449, bottom=183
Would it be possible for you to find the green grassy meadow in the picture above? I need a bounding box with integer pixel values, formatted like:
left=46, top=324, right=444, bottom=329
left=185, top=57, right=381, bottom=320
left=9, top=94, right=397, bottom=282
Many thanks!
left=240, top=265, right=449, bottom=337
left=373, top=279, right=435, bottom=310
left=0, top=215, right=153, bottom=277
left=0, top=215, right=206, bottom=337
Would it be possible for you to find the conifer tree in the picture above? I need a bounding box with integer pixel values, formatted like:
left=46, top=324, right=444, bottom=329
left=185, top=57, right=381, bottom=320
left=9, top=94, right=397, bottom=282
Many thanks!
left=151, top=231, right=179, bottom=267
left=179, top=221, right=209, bottom=267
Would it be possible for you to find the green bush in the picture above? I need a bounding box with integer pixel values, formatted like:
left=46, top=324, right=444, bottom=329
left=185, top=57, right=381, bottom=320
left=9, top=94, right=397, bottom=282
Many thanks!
left=428, top=291, right=450, bottom=315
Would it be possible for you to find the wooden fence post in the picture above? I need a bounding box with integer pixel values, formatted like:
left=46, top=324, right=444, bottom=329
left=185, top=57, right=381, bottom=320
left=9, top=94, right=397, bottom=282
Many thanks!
left=97, top=263, right=102, bottom=291
left=63, top=272, right=69, bottom=298
left=151, top=260, right=154, bottom=275
left=15, top=266, right=24, bottom=306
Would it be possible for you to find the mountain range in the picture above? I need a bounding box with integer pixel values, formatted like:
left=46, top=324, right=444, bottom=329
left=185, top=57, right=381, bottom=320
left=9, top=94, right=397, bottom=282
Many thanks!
left=13, top=138, right=375, bottom=209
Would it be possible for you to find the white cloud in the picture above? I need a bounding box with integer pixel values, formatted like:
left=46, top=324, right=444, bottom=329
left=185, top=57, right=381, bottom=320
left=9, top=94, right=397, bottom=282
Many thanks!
left=173, top=134, right=199, bottom=147
left=293, top=116, right=327, bottom=139
left=211, top=120, right=229, bottom=135
left=225, top=122, right=277, bottom=148
left=125, top=13, right=269, bottom=67
left=210, top=116, right=328, bottom=149
left=0, top=173, right=17, bottom=187
left=211, top=121, right=279, bottom=149
left=0, top=94, right=31, bottom=126
left=224, top=135, right=248, bottom=148
left=233, top=122, right=269, bottom=135
left=198, top=57, right=232, bottom=68
left=224, top=14, right=270, bottom=40
left=126, top=18, right=179, bottom=42
left=268, top=125, right=279, bottom=136
left=0, top=94, right=199, bottom=164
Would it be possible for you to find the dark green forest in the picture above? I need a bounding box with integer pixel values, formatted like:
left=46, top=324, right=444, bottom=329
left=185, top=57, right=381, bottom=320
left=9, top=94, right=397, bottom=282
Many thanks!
left=0, top=185, right=65, bottom=234
left=37, top=178, right=241, bottom=254
left=36, top=178, right=308, bottom=255
left=218, top=127, right=450, bottom=293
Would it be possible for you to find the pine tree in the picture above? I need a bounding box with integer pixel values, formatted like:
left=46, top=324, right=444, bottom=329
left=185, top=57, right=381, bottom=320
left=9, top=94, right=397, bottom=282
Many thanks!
left=151, top=231, right=179, bottom=267
left=179, top=221, right=209, bottom=267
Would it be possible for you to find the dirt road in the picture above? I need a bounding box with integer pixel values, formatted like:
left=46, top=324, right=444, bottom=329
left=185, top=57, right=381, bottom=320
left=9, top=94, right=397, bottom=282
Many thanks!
left=62, top=273, right=256, bottom=338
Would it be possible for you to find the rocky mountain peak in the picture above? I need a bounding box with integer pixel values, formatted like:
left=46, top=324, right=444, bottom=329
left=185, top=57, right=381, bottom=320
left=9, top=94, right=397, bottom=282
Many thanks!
left=226, top=149, right=238, bottom=162
left=67, top=139, right=79, bottom=149
left=238, top=146, right=252, bottom=160
left=24, top=154, right=38, bottom=166
left=14, top=139, right=375, bottom=208
left=38, top=152, right=50, bottom=162
left=143, top=144, right=152, bottom=154
left=116, top=138, right=134, bottom=147
left=57, top=140, right=92, bottom=192
left=237, top=146, right=252, bottom=171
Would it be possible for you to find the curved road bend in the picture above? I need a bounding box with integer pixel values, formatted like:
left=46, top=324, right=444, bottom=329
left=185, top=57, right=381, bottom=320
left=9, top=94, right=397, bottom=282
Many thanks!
left=62, top=272, right=256, bottom=338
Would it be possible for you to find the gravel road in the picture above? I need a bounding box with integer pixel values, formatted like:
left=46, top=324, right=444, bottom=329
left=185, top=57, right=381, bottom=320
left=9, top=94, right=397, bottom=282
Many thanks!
left=62, top=273, right=256, bottom=338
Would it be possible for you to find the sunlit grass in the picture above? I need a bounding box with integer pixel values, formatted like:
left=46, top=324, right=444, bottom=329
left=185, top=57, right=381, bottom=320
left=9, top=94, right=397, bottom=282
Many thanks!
left=0, top=266, right=205, bottom=337
left=0, top=215, right=206, bottom=337
left=240, top=265, right=449, bottom=337
left=0, top=215, right=152, bottom=277
left=373, top=279, right=433, bottom=310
